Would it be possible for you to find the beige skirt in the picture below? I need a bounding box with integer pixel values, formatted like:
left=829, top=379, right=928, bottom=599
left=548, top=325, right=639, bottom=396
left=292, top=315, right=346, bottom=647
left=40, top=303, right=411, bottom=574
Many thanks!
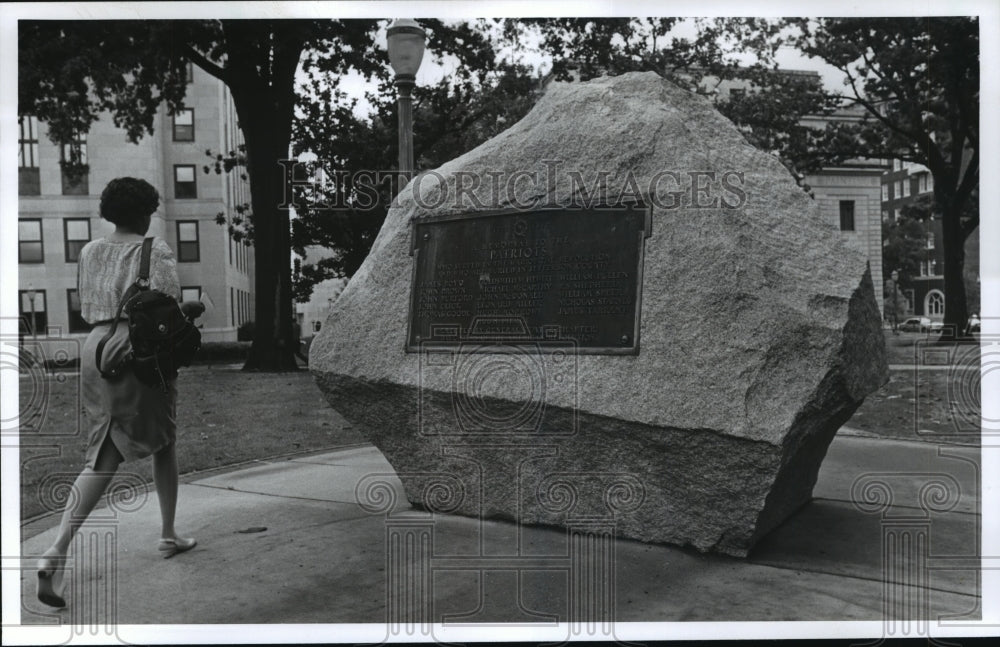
left=82, top=323, right=177, bottom=468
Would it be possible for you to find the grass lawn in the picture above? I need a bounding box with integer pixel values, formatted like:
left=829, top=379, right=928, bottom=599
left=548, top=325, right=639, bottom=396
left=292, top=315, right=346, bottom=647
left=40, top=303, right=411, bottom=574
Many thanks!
left=19, top=366, right=366, bottom=521
left=847, top=368, right=980, bottom=445
left=856, top=330, right=982, bottom=444
left=882, top=329, right=982, bottom=366
left=18, top=333, right=982, bottom=521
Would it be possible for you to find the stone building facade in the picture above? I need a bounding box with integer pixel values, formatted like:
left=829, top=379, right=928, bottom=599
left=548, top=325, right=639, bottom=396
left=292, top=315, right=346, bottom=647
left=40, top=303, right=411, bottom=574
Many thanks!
left=804, top=160, right=887, bottom=315
left=17, top=65, right=254, bottom=355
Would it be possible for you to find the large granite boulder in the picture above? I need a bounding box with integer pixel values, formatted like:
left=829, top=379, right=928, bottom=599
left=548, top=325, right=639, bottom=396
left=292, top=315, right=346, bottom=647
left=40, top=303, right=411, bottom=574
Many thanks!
left=311, top=71, right=888, bottom=556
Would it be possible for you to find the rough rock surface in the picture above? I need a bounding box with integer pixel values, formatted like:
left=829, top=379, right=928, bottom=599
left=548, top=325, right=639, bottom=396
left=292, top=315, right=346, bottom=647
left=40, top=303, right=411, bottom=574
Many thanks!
left=311, top=71, right=888, bottom=556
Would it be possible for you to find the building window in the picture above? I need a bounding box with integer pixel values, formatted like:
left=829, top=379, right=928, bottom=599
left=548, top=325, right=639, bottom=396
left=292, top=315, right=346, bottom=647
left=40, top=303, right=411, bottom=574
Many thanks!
left=60, top=132, right=89, bottom=195
left=881, top=209, right=888, bottom=221
left=892, top=159, right=901, bottom=171
left=19, top=115, right=40, bottom=195
left=838, top=200, right=855, bottom=231
left=902, top=178, right=910, bottom=197
left=18, top=219, right=44, bottom=263
left=881, top=184, right=888, bottom=202
left=926, top=233, right=935, bottom=250
left=895, top=180, right=903, bottom=200
left=919, top=173, right=928, bottom=194
left=186, top=60, right=194, bottom=84
left=173, top=108, right=195, bottom=142
left=176, top=220, right=200, bottom=262
left=66, top=289, right=91, bottom=333
left=174, top=165, right=197, bottom=199
left=230, top=287, right=235, bottom=325
left=313, top=320, right=321, bottom=332
left=927, top=173, right=934, bottom=192
left=181, top=286, right=201, bottom=304
left=920, top=259, right=940, bottom=277
left=925, top=290, right=945, bottom=316
left=64, top=218, right=91, bottom=262
left=19, top=290, right=47, bottom=336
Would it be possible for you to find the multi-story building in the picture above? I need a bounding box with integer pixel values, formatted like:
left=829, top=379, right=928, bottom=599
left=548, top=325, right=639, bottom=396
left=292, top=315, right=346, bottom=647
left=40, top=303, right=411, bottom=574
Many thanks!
left=293, top=251, right=347, bottom=339
left=17, top=64, right=254, bottom=356
left=711, top=72, right=888, bottom=313
left=880, top=160, right=947, bottom=319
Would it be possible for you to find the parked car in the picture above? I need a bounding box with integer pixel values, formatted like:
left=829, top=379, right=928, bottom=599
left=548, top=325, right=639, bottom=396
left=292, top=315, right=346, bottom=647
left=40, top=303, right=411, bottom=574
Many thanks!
left=899, top=317, right=942, bottom=333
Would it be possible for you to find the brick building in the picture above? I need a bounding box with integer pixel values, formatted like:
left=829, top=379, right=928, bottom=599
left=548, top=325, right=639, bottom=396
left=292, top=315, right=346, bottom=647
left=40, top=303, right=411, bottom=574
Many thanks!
left=880, top=160, right=947, bottom=319
left=17, top=65, right=255, bottom=355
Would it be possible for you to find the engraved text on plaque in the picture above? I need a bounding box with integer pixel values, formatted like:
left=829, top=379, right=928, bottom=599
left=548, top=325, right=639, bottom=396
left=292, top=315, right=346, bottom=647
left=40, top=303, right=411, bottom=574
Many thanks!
left=407, top=205, right=651, bottom=353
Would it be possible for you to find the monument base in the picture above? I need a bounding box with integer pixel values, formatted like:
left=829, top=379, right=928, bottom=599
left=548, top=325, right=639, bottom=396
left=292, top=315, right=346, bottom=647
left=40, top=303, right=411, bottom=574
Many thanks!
left=316, top=370, right=861, bottom=557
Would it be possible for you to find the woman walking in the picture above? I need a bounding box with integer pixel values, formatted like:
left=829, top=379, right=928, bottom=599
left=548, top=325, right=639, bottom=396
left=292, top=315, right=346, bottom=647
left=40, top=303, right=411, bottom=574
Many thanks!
left=37, top=177, right=204, bottom=608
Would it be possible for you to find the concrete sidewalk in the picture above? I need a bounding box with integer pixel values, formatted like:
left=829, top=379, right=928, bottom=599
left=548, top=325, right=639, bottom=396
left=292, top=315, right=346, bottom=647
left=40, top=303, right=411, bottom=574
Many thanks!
left=18, top=431, right=981, bottom=627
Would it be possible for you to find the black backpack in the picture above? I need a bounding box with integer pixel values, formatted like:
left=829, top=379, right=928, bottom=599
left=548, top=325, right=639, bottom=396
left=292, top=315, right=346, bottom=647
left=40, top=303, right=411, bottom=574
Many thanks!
left=96, top=237, right=202, bottom=391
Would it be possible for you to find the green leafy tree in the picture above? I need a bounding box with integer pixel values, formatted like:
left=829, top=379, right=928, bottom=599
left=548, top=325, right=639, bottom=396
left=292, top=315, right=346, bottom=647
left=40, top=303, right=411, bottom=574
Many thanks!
left=289, top=19, right=540, bottom=299
left=786, top=17, right=979, bottom=334
left=290, top=18, right=803, bottom=296
left=506, top=18, right=846, bottom=191
left=894, top=190, right=980, bottom=326
left=881, top=206, right=929, bottom=328
left=19, top=19, right=382, bottom=371
left=882, top=209, right=929, bottom=286
left=883, top=276, right=910, bottom=330
left=516, top=18, right=978, bottom=333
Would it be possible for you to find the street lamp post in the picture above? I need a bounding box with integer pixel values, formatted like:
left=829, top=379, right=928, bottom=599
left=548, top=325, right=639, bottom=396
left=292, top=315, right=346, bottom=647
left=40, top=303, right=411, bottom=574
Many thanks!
left=386, top=19, right=426, bottom=189
left=890, top=269, right=900, bottom=335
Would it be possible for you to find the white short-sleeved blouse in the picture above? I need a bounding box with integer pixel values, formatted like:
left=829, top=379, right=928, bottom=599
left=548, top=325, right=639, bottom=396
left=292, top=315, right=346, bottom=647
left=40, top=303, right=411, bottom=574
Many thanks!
left=77, top=237, right=182, bottom=323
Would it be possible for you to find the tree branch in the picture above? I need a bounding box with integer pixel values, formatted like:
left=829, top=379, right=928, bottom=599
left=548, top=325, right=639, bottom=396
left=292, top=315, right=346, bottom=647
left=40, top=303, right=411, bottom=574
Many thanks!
left=183, top=44, right=231, bottom=84
left=840, top=64, right=920, bottom=142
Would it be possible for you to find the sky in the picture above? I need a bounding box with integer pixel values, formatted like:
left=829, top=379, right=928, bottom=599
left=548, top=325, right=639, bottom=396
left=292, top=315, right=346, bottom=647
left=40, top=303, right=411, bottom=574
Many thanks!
left=326, top=18, right=849, bottom=121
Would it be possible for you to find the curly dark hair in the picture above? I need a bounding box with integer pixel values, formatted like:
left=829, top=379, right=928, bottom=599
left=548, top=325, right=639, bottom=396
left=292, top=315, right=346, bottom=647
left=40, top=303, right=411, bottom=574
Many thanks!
left=99, top=177, right=160, bottom=229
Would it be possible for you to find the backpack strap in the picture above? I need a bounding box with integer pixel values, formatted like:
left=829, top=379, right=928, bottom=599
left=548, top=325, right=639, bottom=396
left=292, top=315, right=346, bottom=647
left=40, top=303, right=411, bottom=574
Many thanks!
left=136, top=236, right=153, bottom=286
left=95, top=237, right=154, bottom=378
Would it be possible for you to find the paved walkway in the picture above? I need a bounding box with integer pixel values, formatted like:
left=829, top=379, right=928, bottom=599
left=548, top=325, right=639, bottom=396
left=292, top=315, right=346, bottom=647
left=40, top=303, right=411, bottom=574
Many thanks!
left=17, top=431, right=982, bottom=636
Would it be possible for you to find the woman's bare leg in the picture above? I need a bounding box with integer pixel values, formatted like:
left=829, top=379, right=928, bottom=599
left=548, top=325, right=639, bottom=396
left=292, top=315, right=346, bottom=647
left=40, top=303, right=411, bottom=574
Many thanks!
left=46, top=435, right=123, bottom=557
left=152, top=442, right=179, bottom=539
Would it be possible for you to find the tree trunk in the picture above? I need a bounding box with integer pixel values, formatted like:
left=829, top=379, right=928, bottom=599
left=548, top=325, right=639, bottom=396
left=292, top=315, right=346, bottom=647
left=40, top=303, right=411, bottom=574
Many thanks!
left=233, top=95, right=298, bottom=371
left=938, top=200, right=970, bottom=339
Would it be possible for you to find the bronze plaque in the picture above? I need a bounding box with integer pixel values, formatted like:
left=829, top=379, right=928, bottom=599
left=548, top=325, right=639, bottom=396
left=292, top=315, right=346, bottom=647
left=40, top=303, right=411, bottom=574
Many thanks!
left=407, top=205, right=651, bottom=353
